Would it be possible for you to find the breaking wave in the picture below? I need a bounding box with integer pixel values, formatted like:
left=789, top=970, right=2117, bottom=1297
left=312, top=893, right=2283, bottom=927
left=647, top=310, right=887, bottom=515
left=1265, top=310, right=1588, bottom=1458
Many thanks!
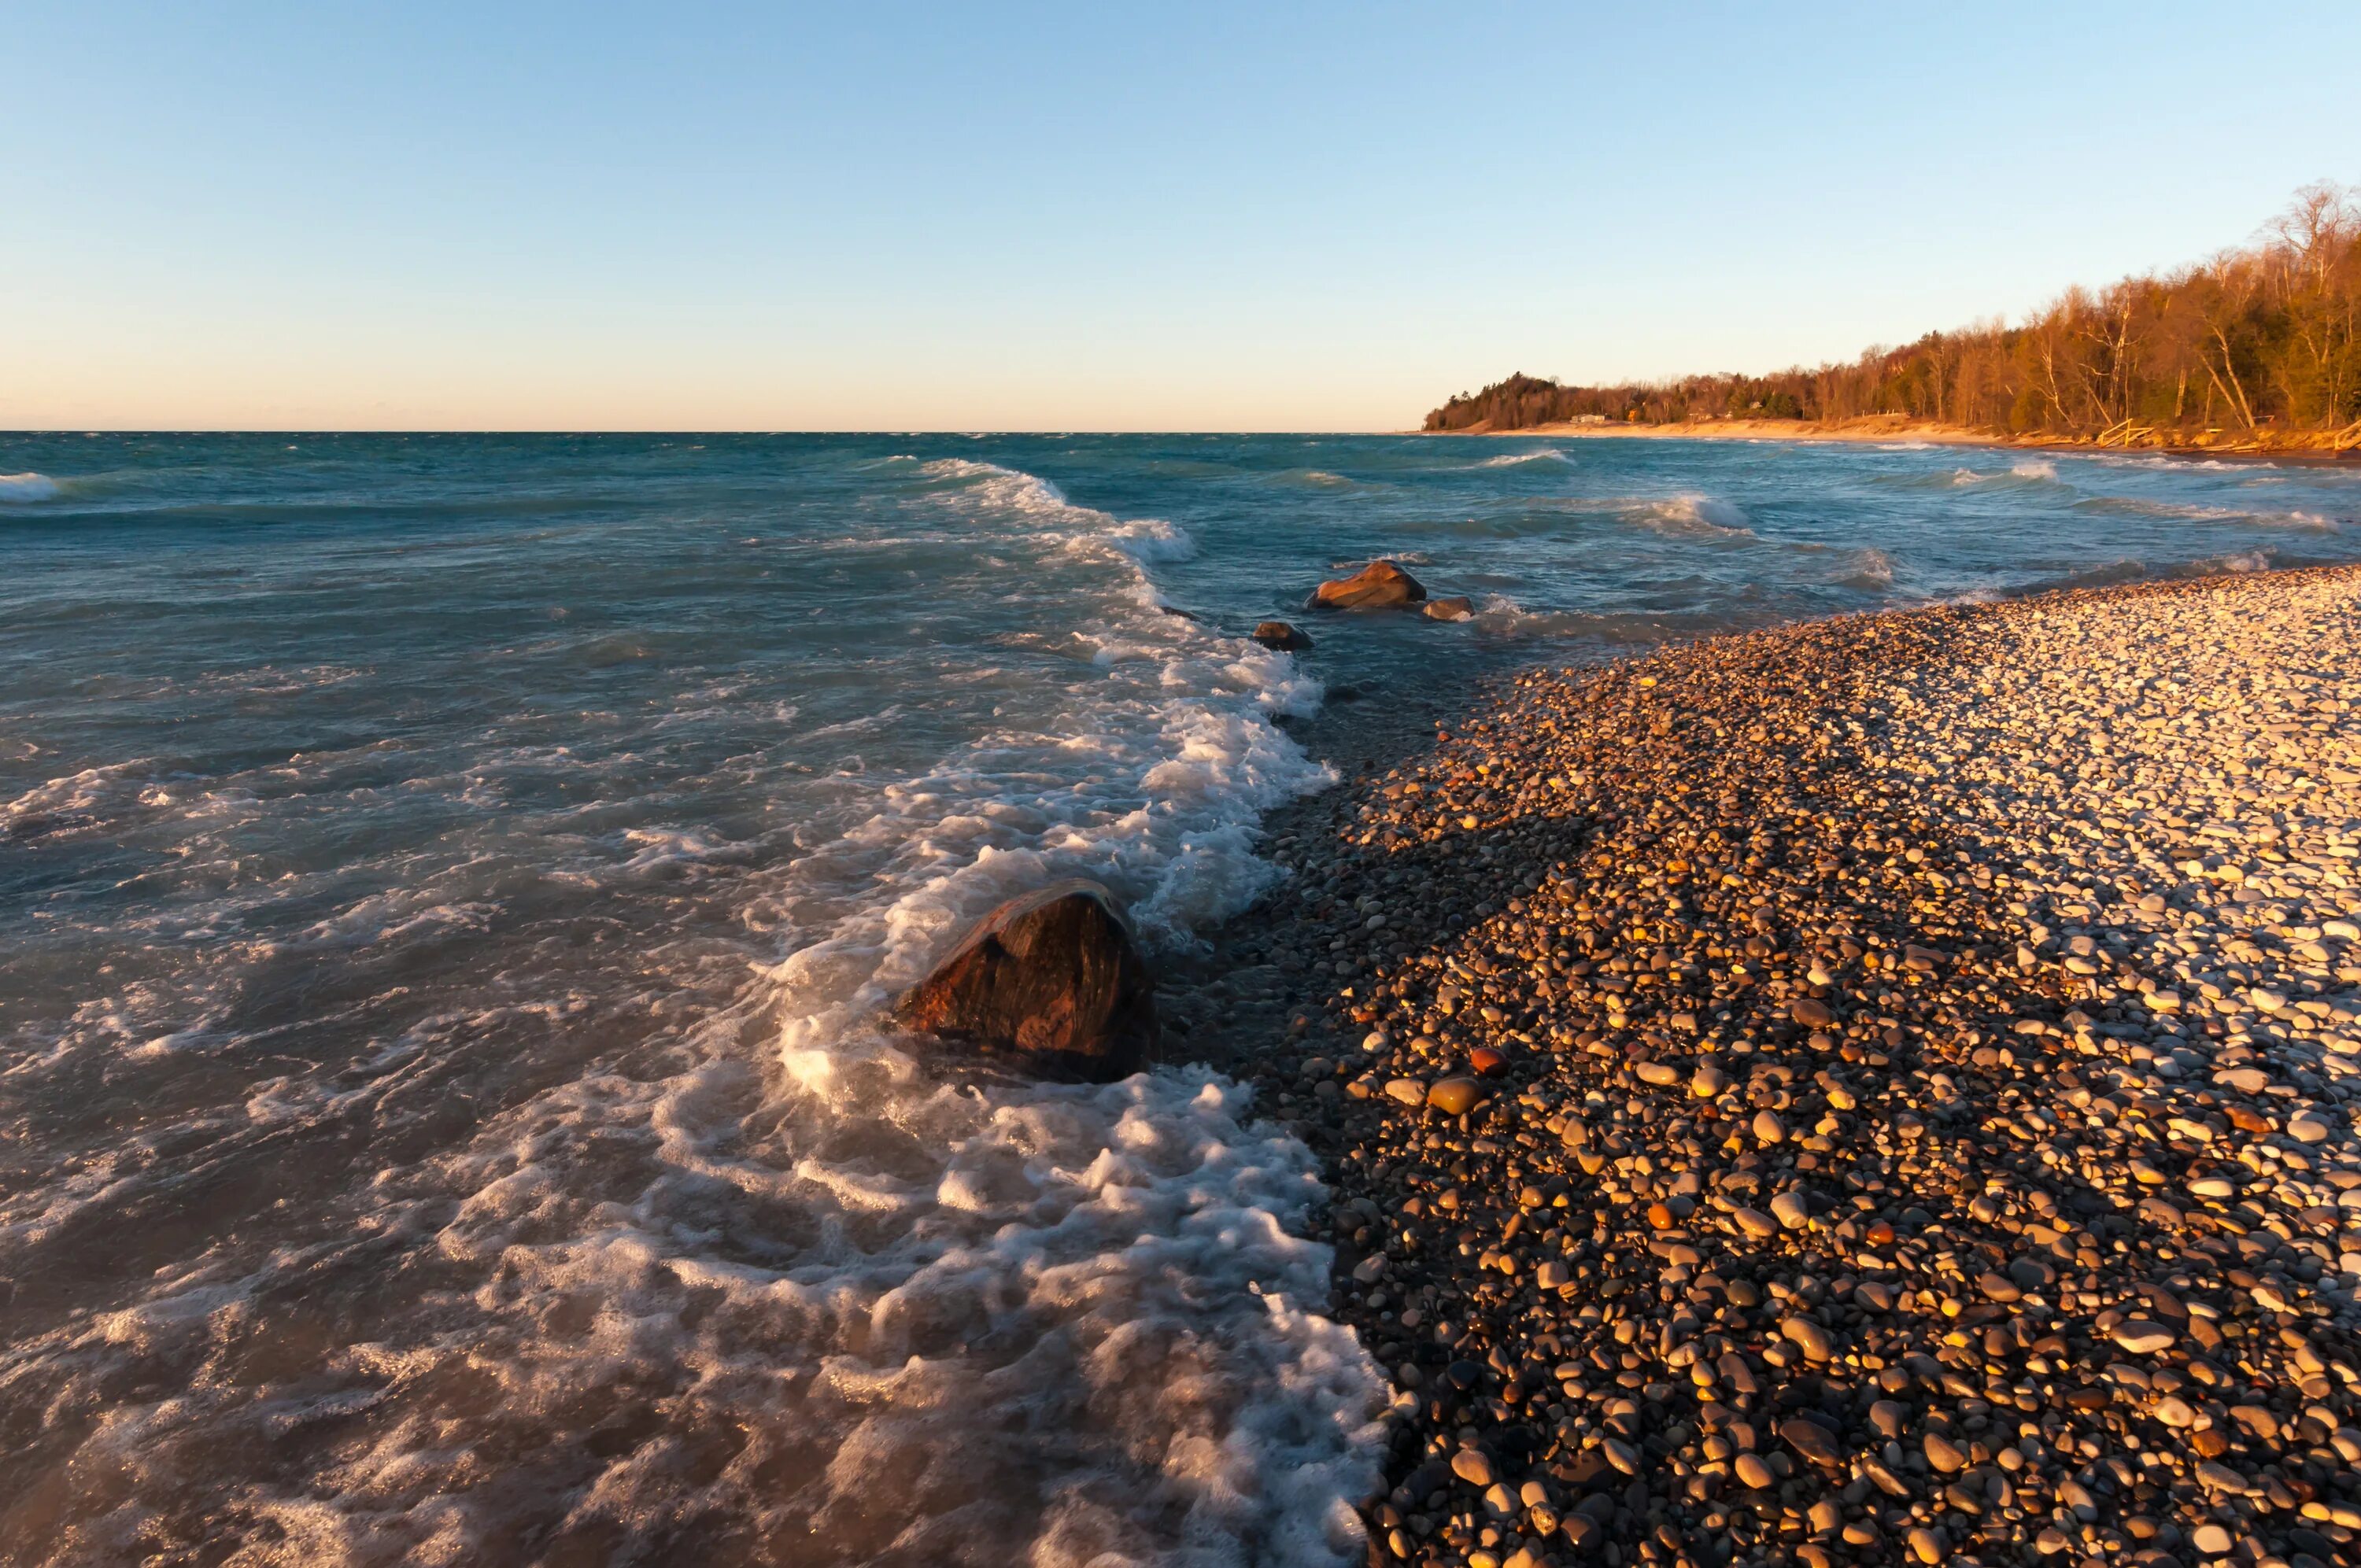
left=0, top=471, right=62, bottom=503
left=1625, top=493, right=1756, bottom=540
left=1838, top=548, right=1897, bottom=588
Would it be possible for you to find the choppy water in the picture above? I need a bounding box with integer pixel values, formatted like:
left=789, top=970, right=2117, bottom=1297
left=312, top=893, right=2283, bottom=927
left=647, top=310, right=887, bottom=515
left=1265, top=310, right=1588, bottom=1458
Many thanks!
left=3, top=433, right=2359, bottom=1564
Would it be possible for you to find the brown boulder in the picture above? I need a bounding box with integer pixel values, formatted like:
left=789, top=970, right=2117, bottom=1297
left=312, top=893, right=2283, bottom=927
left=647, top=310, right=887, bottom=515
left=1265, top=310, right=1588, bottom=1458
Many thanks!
left=1252, top=620, right=1313, bottom=651
left=894, top=880, right=1158, bottom=1080
left=1422, top=596, right=1474, bottom=622
left=1307, top=559, right=1427, bottom=611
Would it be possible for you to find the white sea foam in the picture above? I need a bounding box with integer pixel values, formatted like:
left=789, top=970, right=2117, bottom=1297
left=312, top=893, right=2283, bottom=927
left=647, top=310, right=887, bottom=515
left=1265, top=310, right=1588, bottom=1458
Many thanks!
left=673, top=457, right=1379, bottom=1556
left=1838, top=547, right=1897, bottom=588
left=0, top=471, right=61, bottom=502
left=2083, top=496, right=2344, bottom=530
left=1475, top=447, right=1569, bottom=468
left=1949, top=459, right=2060, bottom=486
left=0, top=452, right=1380, bottom=1562
left=1625, top=493, right=1755, bottom=540
left=1099, top=515, right=1199, bottom=563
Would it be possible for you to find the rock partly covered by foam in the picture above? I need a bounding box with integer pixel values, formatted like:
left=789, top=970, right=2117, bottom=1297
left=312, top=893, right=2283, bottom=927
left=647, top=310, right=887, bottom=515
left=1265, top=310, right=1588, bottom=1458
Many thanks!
left=895, top=879, right=1158, bottom=1080
left=1308, top=559, right=1427, bottom=611
left=1422, top=596, right=1474, bottom=622
left=1253, top=620, right=1314, bottom=651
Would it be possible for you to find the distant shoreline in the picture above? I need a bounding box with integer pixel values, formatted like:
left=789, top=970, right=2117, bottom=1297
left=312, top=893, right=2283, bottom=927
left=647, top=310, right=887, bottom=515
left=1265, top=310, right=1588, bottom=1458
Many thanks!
left=1425, top=413, right=2361, bottom=464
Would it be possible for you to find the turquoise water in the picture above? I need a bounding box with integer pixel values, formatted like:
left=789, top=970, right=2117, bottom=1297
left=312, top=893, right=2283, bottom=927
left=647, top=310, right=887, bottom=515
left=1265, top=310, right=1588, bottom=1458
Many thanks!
left=2, top=433, right=2358, bottom=1564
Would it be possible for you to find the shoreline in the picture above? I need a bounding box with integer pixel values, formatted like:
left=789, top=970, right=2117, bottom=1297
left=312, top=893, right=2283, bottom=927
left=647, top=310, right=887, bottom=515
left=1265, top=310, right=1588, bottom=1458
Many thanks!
left=1424, top=416, right=2361, bottom=465
left=1185, top=567, right=2361, bottom=1568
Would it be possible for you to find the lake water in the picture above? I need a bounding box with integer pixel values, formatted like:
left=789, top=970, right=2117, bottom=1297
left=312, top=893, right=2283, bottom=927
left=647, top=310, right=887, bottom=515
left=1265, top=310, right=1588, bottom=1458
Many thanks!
left=4, top=433, right=2358, bottom=1564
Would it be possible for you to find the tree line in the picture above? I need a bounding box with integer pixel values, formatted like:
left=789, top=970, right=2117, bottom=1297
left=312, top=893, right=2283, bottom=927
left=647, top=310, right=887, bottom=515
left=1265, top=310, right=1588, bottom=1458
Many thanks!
left=1426, top=183, right=2361, bottom=448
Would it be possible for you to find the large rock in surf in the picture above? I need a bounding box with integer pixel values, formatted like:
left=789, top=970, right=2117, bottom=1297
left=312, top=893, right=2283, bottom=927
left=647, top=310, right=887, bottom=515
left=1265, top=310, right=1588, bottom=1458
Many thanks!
left=894, top=880, right=1158, bottom=1080
left=1307, top=559, right=1427, bottom=611
left=1253, top=620, right=1313, bottom=651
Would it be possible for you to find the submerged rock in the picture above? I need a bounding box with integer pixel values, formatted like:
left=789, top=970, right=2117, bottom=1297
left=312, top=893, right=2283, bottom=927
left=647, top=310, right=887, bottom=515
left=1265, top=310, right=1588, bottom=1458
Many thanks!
left=1422, top=596, right=1475, bottom=622
left=1307, top=559, right=1427, bottom=611
left=1252, top=619, right=1313, bottom=651
left=895, top=880, right=1158, bottom=1080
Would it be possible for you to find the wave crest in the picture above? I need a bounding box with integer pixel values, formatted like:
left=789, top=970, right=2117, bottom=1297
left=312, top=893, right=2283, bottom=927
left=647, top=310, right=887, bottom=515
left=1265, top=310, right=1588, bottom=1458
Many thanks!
left=0, top=472, right=61, bottom=503
left=1627, top=494, right=1755, bottom=540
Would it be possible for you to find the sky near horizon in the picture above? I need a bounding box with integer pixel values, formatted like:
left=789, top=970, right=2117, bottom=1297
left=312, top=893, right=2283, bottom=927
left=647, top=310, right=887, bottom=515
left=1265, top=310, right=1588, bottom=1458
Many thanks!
left=4, top=3, right=2358, bottom=432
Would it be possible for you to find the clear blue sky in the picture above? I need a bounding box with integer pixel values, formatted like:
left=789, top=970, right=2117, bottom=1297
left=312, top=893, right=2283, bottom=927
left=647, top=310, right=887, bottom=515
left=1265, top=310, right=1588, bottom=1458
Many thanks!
left=4, top=2, right=2355, bottom=430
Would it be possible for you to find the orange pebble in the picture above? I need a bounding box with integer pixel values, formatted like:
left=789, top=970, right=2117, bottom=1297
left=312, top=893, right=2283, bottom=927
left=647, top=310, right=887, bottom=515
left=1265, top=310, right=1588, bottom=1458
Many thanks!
left=1469, top=1046, right=1509, bottom=1077
left=1647, top=1203, right=1676, bottom=1229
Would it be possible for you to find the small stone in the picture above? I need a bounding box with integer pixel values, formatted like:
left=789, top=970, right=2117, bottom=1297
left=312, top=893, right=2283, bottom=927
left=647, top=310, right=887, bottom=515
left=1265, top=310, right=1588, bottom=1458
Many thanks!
left=1781, top=1316, right=1833, bottom=1361
left=1907, top=1526, right=1947, bottom=1564
left=1251, top=620, right=1312, bottom=651
left=2007, top=1256, right=2055, bottom=1290
left=1601, top=1437, right=1639, bottom=1475
left=1384, top=1078, right=1427, bottom=1107
left=1427, top=1077, right=1483, bottom=1116
left=1733, top=1206, right=1779, bottom=1238
left=1923, top=1432, right=1968, bottom=1474
left=1734, top=1452, right=1774, bottom=1489
left=1770, top=1191, right=1810, bottom=1230
left=1451, top=1448, right=1495, bottom=1487
left=2228, top=1404, right=2279, bottom=1441
left=1422, top=596, right=1476, bottom=622
left=1870, top=1400, right=1908, bottom=1438
left=2191, top=1523, right=2233, bottom=1557
left=2194, top=1459, right=2249, bottom=1493
left=2113, top=1319, right=2178, bottom=1355
left=1781, top=1417, right=1841, bottom=1467
left=1691, top=1064, right=1729, bottom=1098
left=1752, top=1109, right=1787, bottom=1145
left=1792, top=998, right=1835, bottom=1028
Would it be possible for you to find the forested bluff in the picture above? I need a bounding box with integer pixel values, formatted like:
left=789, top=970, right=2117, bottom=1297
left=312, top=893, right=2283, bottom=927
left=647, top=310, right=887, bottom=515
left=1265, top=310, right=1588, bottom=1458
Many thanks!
left=1428, top=184, right=2361, bottom=454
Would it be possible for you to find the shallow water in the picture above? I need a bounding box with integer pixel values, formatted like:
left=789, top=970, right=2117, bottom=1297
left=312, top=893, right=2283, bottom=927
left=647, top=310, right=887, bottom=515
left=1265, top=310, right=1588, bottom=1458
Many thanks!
left=2, top=433, right=2358, bottom=1564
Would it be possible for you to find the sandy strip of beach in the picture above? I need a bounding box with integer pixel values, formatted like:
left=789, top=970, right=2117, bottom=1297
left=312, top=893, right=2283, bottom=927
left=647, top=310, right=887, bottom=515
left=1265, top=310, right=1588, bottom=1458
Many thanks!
left=1189, top=567, right=2361, bottom=1568
left=1444, top=416, right=2012, bottom=450
left=1424, top=416, right=2357, bottom=464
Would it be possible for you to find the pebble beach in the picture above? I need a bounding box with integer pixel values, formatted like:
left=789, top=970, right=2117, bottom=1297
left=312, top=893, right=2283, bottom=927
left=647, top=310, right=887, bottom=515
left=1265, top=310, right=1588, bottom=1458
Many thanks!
left=1180, top=565, right=2361, bottom=1568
